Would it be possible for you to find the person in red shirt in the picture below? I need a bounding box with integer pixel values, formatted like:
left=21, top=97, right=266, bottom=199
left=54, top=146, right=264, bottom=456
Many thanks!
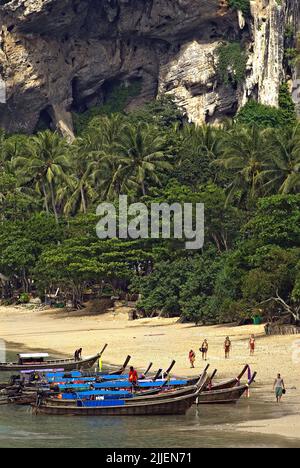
left=129, top=366, right=138, bottom=390
left=189, top=350, right=196, bottom=368
left=249, top=335, right=256, bottom=356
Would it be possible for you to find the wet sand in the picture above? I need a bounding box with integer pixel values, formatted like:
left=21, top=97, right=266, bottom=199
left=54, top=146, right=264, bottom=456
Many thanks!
left=238, top=413, right=300, bottom=440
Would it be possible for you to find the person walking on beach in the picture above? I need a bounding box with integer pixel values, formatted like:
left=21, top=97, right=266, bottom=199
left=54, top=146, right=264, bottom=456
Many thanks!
left=200, top=340, right=209, bottom=361
left=224, top=337, right=231, bottom=359
left=189, top=350, right=196, bottom=368
left=273, top=374, right=285, bottom=403
left=249, top=335, right=256, bottom=356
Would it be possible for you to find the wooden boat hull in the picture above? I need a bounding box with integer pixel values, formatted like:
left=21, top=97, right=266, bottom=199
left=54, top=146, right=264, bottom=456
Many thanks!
left=0, top=383, right=9, bottom=390
left=0, top=391, right=36, bottom=406
left=6, top=385, right=199, bottom=408
left=206, top=365, right=250, bottom=391
left=45, top=383, right=203, bottom=407
left=188, top=377, right=238, bottom=391
left=210, top=378, right=241, bottom=391
left=197, top=385, right=249, bottom=404
left=34, top=392, right=198, bottom=416
left=0, top=353, right=101, bottom=372
left=197, top=372, right=257, bottom=404
left=188, top=365, right=250, bottom=391
left=11, top=395, right=36, bottom=406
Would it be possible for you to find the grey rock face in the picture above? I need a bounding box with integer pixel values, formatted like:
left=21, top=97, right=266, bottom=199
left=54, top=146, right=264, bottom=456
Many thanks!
left=0, top=0, right=299, bottom=138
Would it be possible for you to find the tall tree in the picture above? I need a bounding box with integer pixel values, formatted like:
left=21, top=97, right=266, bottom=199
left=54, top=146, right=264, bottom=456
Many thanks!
left=112, top=123, right=171, bottom=196
left=14, top=131, right=71, bottom=222
left=60, top=139, right=98, bottom=215
left=261, top=124, right=300, bottom=194
left=214, top=125, right=272, bottom=206
left=172, top=123, right=224, bottom=188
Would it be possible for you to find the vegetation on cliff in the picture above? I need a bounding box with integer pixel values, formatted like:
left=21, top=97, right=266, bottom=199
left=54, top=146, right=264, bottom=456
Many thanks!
left=228, top=0, right=251, bottom=15
left=236, top=84, right=297, bottom=128
left=216, top=42, right=248, bottom=86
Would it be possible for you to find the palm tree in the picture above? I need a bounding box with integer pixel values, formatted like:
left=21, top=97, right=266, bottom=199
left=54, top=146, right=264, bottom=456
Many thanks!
left=0, top=132, right=39, bottom=220
left=4, top=134, right=30, bottom=163
left=66, top=115, right=127, bottom=203
left=260, top=124, right=300, bottom=194
left=110, top=123, right=171, bottom=197
left=60, top=139, right=98, bottom=215
left=182, top=124, right=222, bottom=161
left=87, top=114, right=126, bottom=150
left=14, top=130, right=71, bottom=222
left=90, top=155, right=125, bottom=201
left=173, top=123, right=223, bottom=186
left=214, top=125, right=273, bottom=206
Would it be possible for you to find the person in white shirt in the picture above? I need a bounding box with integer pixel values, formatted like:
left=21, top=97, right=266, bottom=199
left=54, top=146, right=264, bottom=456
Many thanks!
left=273, top=374, right=285, bottom=403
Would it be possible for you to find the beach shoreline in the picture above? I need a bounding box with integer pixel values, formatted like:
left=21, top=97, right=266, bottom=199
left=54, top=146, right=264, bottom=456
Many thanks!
left=1, top=304, right=300, bottom=444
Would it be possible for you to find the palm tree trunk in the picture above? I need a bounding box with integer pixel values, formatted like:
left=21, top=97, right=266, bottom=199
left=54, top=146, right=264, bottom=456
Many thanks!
left=42, top=183, right=50, bottom=215
left=141, top=181, right=146, bottom=196
left=80, top=186, right=87, bottom=213
left=49, top=182, right=59, bottom=224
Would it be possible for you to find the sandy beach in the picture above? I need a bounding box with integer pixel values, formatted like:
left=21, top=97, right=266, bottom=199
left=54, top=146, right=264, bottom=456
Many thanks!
left=1, top=304, right=300, bottom=443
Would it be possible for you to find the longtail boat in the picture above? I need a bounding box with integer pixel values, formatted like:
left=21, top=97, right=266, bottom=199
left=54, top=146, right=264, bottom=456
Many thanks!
left=141, top=362, right=153, bottom=377
left=33, top=376, right=208, bottom=416
left=107, top=355, right=131, bottom=376
left=46, top=355, right=132, bottom=382
left=52, top=365, right=207, bottom=391
left=196, top=372, right=257, bottom=404
left=0, top=355, right=132, bottom=393
left=53, top=361, right=163, bottom=382
left=0, top=344, right=108, bottom=372
left=208, top=365, right=250, bottom=391
left=153, top=360, right=176, bottom=380
left=47, top=361, right=203, bottom=387
left=43, top=372, right=210, bottom=407
left=46, top=357, right=153, bottom=384
left=55, top=378, right=193, bottom=392
left=45, top=364, right=209, bottom=392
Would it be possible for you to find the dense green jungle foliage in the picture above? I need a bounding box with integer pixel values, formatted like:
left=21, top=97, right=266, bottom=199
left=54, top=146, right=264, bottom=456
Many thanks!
left=1, top=85, right=300, bottom=324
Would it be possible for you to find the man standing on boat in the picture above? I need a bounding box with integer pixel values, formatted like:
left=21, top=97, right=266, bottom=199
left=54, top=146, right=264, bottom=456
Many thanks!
left=129, top=366, right=138, bottom=392
left=74, top=348, right=83, bottom=361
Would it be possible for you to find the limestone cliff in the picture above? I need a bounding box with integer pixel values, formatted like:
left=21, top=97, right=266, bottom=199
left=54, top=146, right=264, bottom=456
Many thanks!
left=0, top=0, right=299, bottom=138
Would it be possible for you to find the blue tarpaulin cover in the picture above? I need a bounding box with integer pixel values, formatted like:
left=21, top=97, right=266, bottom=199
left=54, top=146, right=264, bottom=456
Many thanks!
left=58, top=379, right=187, bottom=391
left=77, top=399, right=125, bottom=407
left=62, top=390, right=133, bottom=400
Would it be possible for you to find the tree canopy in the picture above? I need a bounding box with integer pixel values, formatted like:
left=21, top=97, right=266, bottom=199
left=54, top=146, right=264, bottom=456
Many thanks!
left=1, top=93, right=300, bottom=324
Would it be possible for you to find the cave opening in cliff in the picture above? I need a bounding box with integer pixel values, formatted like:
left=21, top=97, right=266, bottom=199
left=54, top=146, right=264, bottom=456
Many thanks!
left=71, top=77, right=90, bottom=113
left=34, top=106, right=54, bottom=133
left=205, top=101, right=239, bottom=124
left=71, top=76, right=143, bottom=115
left=102, top=77, right=143, bottom=109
